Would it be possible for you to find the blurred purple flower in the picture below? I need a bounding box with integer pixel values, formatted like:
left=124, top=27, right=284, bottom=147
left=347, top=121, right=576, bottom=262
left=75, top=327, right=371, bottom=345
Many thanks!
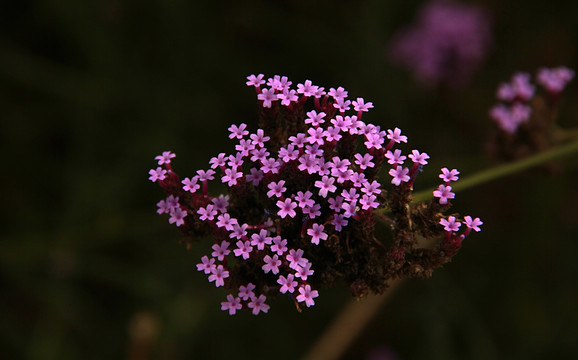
left=389, top=0, right=492, bottom=87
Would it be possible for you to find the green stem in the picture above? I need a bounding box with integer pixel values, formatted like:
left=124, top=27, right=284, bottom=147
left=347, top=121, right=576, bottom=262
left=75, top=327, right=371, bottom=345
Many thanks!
left=412, top=136, right=578, bottom=204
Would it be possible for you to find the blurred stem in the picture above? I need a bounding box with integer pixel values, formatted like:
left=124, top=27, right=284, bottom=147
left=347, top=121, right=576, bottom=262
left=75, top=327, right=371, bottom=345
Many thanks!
left=305, top=135, right=578, bottom=360
left=412, top=135, right=578, bottom=203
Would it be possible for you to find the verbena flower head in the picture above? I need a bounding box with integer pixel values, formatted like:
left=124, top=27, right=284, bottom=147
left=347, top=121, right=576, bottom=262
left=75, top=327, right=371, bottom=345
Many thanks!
left=149, top=74, right=482, bottom=315
left=389, top=0, right=492, bottom=88
left=488, top=66, right=574, bottom=160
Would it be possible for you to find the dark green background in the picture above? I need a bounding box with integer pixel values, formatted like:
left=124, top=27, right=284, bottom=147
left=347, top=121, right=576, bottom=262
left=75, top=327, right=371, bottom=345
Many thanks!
left=1, top=0, right=577, bottom=359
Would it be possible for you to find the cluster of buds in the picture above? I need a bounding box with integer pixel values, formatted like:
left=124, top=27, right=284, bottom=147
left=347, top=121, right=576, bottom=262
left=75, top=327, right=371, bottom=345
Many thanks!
left=488, top=67, right=574, bottom=159
left=148, top=74, right=482, bottom=315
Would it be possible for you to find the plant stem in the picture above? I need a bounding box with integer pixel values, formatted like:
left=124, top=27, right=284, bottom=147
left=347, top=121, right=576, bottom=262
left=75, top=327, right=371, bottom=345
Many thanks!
left=412, top=136, right=578, bottom=203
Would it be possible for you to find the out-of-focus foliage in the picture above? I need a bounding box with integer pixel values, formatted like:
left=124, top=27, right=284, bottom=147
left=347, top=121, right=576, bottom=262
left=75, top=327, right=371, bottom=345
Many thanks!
left=1, top=0, right=577, bottom=359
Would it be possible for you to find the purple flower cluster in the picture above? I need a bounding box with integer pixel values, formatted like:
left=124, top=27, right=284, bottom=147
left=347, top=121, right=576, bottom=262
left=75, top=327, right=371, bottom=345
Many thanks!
left=149, top=74, right=482, bottom=315
left=389, top=0, right=491, bottom=87
left=489, top=67, right=575, bottom=134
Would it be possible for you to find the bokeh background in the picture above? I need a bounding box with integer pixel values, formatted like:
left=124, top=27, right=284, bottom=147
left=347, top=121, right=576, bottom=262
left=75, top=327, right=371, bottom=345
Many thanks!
left=1, top=0, right=577, bottom=359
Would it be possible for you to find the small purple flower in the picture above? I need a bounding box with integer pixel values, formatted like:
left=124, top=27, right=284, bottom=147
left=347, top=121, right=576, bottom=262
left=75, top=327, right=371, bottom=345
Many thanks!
left=296, top=284, right=319, bottom=307
left=148, top=167, right=167, bottom=182
left=262, top=254, right=282, bottom=274
left=270, top=236, right=288, bottom=255
left=439, top=168, right=460, bottom=183
left=277, top=274, right=298, bottom=294
left=440, top=216, right=461, bottom=232
left=221, top=294, right=243, bottom=315
left=257, top=88, right=278, bottom=108
left=267, top=180, right=287, bottom=198
left=155, top=151, right=176, bottom=165
left=433, top=184, right=455, bottom=205
left=307, top=223, right=328, bottom=245
left=238, top=283, right=256, bottom=301
left=408, top=150, right=430, bottom=165
left=464, top=216, right=483, bottom=232
left=389, top=167, right=410, bottom=186
left=196, top=256, right=216, bottom=274
left=228, top=123, right=249, bottom=140
left=208, top=265, right=229, bottom=287
left=247, top=294, right=270, bottom=315
left=315, top=176, right=337, bottom=198
left=250, top=229, right=272, bottom=250
left=276, top=198, right=298, bottom=218
left=182, top=176, right=200, bottom=193
left=169, top=207, right=187, bottom=226
left=246, top=74, right=265, bottom=88
left=211, top=240, right=231, bottom=261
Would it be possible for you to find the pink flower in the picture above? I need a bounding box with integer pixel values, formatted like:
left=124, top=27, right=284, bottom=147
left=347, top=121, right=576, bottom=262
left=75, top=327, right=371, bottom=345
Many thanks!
left=267, top=180, right=287, bottom=198
left=315, top=176, right=337, bottom=198
left=216, top=213, right=238, bottom=231
left=296, top=285, right=319, bottom=307
left=328, top=86, right=348, bottom=100
left=307, top=223, right=328, bottom=245
left=156, top=199, right=171, bottom=214
left=352, top=97, right=374, bottom=112
left=246, top=74, right=265, bottom=87
left=211, top=240, right=231, bottom=261
left=332, top=214, right=348, bottom=232
left=439, top=168, right=460, bottom=182
left=270, top=236, right=288, bottom=255
left=209, top=153, right=227, bottom=169
left=196, top=256, right=216, bottom=274
left=208, top=265, right=229, bottom=287
left=389, top=167, right=410, bottom=186
left=362, top=180, right=381, bottom=195
left=386, top=127, right=408, bottom=144
left=260, top=158, right=281, bottom=174
left=295, top=191, right=315, bottom=209
left=385, top=149, right=406, bottom=165
left=246, top=167, right=264, bottom=186
left=169, top=207, right=187, bottom=227
left=305, top=110, right=326, bottom=126
left=228, top=123, right=249, bottom=139
left=233, top=240, right=253, bottom=260
left=279, top=89, right=299, bottom=106
left=440, top=216, right=461, bottom=232
left=360, top=194, right=379, bottom=210
left=148, top=167, right=167, bottom=182
left=197, top=204, right=217, bottom=221
left=297, top=80, right=319, bottom=97
left=276, top=198, right=297, bottom=218
left=212, top=195, right=229, bottom=213
left=250, top=229, right=272, bottom=250
left=537, top=67, right=575, bottom=93
left=408, top=150, right=430, bottom=165
left=221, top=294, right=243, bottom=315
left=247, top=294, right=270, bottom=315
left=221, top=167, right=243, bottom=186
left=278, top=144, right=299, bottom=162
left=354, top=153, right=374, bottom=170
left=238, top=283, right=256, bottom=300
left=295, top=262, right=314, bottom=281
left=257, top=88, right=278, bottom=108
left=277, top=274, right=298, bottom=294
left=182, top=176, right=200, bottom=193
left=464, top=216, right=483, bottom=232
left=262, top=254, right=281, bottom=274
left=250, top=129, right=270, bottom=148
left=155, top=151, right=176, bottom=165
left=286, top=249, right=308, bottom=269
left=433, top=185, right=455, bottom=205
